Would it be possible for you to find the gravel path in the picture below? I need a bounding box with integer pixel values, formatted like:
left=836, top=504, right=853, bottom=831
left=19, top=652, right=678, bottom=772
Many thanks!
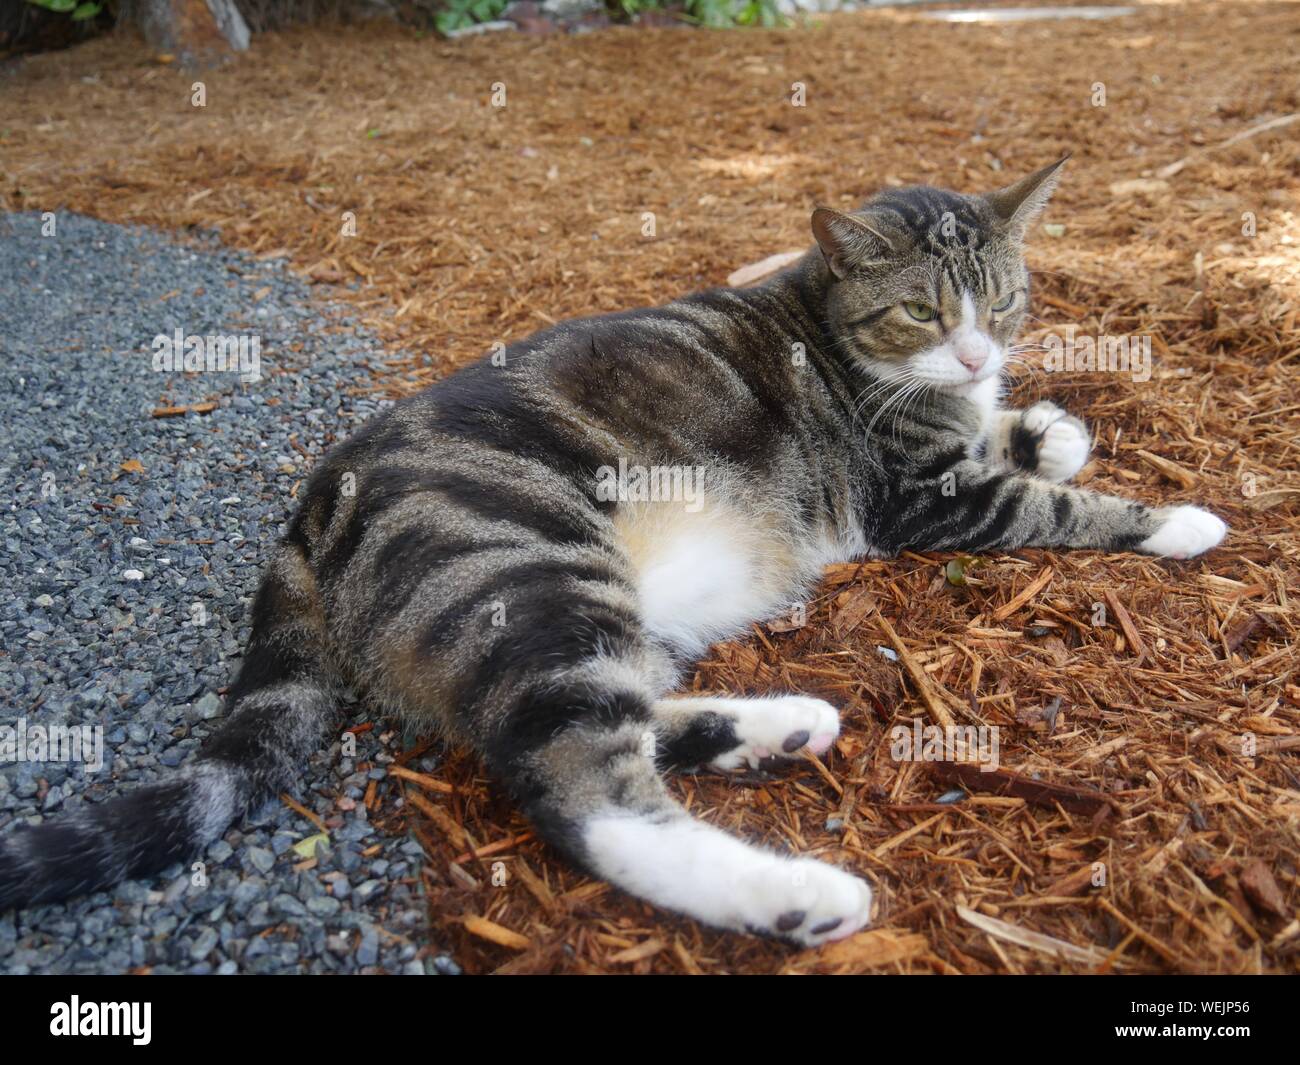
left=0, top=212, right=457, bottom=974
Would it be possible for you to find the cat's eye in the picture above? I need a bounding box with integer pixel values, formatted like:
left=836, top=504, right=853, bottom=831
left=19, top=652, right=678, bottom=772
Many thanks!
left=991, top=293, right=1017, bottom=313
left=903, top=301, right=936, bottom=322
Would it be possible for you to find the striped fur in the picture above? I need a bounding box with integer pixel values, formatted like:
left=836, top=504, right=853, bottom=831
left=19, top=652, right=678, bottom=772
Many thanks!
left=0, top=161, right=1225, bottom=944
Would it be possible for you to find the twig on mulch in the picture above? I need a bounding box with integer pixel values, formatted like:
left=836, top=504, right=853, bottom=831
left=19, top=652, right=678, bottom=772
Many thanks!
left=928, top=762, right=1119, bottom=816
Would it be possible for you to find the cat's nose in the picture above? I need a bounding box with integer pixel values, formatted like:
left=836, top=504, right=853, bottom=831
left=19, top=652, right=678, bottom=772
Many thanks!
left=956, top=347, right=987, bottom=373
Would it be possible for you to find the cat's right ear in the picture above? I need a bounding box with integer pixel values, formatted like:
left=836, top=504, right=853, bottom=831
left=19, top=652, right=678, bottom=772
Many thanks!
left=811, top=207, right=894, bottom=280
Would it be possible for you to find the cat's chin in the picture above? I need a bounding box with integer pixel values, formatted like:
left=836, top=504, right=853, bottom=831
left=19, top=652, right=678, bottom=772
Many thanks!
left=943, top=375, right=1001, bottom=398
left=943, top=375, right=1003, bottom=428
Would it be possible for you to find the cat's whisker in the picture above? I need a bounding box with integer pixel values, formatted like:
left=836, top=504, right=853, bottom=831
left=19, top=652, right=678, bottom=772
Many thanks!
left=862, top=376, right=920, bottom=439
left=893, top=381, right=931, bottom=444
left=851, top=369, right=916, bottom=423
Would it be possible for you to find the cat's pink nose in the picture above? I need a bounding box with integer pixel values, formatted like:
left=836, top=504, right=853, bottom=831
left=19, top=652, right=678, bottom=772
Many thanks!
left=957, top=348, right=987, bottom=373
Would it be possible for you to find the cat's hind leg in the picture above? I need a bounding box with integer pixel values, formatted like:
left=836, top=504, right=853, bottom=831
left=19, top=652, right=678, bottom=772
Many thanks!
left=651, top=695, right=840, bottom=771
left=479, top=636, right=869, bottom=943
left=523, top=719, right=872, bottom=946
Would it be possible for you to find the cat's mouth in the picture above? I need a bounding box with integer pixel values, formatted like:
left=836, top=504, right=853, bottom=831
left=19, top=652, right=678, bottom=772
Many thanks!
left=905, top=356, right=1004, bottom=392
left=945, top=373, right=997, bottom=395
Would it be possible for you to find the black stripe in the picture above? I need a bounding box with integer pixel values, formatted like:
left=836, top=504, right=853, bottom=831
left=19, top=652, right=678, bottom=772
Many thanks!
left=489, top=683, right=649, bottom=768
left=427, top=360, right=614, bottom=486
left=371, top=531, right=523, bottom=623
left=419, top=559, right=629, bottom=653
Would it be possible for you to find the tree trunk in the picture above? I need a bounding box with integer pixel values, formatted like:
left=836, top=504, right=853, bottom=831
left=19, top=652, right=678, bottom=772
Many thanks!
left=133, top=0, right=249, bottom=67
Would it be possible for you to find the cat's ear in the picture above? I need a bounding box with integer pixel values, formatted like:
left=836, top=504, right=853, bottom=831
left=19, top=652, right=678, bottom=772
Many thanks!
left=811, top=207, right=895, bottom=280
left=985, top=154, right=1070, bottom=239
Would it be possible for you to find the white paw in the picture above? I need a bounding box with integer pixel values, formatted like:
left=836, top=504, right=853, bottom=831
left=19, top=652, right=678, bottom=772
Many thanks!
left=1139, top=505, right=1228, bottom=559
left=1021, top=400, right=1067, bottom=436
left=737, top=857, right=874, bottom=947
left=711, top=696, right=841, bottom=770
left=1019, top=402, right=1089, bottom=482
left=1036, top=418, right=1091, bottom=482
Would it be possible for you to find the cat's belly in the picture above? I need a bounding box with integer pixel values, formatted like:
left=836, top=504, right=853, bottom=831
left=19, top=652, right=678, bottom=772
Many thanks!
left=611, top=500, right=864, bottom=658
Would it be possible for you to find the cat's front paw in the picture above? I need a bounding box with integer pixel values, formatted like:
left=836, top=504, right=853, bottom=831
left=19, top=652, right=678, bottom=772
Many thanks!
left=1021, top=402, right=1090, bottom=482
left=1139, top=505, right=1228, bottom=559
left=739, top=858, right=873, bottom=947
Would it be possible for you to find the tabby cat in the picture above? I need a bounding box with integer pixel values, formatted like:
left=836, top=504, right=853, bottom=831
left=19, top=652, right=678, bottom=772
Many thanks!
left=0, top=159, right=1226, bottom=945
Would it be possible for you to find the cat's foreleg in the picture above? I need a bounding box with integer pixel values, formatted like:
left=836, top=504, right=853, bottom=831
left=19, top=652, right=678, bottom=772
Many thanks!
left=983, top=401, right=1090, bottom=483
left=649, top=694, right=840, bottom=771
left=890, top=459, right=1226, bottom=558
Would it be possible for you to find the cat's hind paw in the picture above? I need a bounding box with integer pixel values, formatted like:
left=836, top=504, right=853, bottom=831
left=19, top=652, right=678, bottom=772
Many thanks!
left=739, top=858, right=873, bottom=947
left=1139, top=505, right=1228, bottom=559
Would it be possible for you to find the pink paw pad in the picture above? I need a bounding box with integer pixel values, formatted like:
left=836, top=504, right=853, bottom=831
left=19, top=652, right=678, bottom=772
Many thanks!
left=808, top=732, right=837, bottom=755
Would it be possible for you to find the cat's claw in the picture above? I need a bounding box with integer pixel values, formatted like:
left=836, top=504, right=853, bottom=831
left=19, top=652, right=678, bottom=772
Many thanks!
left=711, top=696, right=840, bottom=770
left=1023, top=402, right=1090, bottom=482
left=740, top=858, right=873, bottom=947
left=1139, top=505, right=1228, bottom=559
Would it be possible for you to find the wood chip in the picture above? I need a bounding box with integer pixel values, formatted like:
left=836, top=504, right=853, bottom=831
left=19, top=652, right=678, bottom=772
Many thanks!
left=789, top=929, right=929, bottom=971
left=462, top=915, right=531, bottom=951
left=1103, top=588, right=1148, bottom=660
left=956, top=906, right=1110, bottom=967
left=929, top=762, right=1117, bottom=816
left=1135, top=448, right=1197, bottom=489
left=990, top=566, right=1054, bottom=622
left=1240, top=860, right=1288, bottom=920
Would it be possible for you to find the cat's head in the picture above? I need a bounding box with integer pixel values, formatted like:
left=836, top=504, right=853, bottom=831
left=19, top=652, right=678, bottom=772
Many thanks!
left=812, top=157, right=1068, bottom=396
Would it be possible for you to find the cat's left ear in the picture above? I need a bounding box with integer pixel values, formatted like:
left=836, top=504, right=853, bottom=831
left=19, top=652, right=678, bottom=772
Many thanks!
left=984, top=154, right=1070, bottom=240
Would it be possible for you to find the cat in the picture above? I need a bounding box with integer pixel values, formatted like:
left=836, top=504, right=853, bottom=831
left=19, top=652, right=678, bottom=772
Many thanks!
left=0, top=158, right=1226, bottom=945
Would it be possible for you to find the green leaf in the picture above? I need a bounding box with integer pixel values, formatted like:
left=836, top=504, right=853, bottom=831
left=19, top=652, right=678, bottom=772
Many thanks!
left=292, top=832, right=330, bottom=859
left=944, top=555, right=985, bottom=587
left=71, top=1, right=101, bottom=19
left=45, top=0, right=78, bottom=12
left=436, top=10, right=471, bottom=33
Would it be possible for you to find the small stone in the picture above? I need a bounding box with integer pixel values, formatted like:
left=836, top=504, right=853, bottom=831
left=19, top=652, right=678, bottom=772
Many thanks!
left=194, top=692, right=222, bottom=719
left=432, top=954, right=462, bottom=976
left=306, top=895, right=341, bottom=918
left=188, top=926, right=219, bottom=960
left=356, top=929, right=379, bottom=966
left=246, top=846, right=275, bottom=874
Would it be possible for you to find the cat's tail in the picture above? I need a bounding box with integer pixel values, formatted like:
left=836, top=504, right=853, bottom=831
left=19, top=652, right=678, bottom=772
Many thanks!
left=0, top=539, right=340, bottom=911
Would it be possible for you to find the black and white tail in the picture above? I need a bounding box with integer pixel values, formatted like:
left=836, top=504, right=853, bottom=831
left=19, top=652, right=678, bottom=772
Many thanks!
left=0, top=541, right=340, bottom=911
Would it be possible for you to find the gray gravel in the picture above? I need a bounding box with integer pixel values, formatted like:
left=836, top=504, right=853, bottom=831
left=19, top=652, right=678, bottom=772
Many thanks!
left=0, top=212, right=457, bottom=974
